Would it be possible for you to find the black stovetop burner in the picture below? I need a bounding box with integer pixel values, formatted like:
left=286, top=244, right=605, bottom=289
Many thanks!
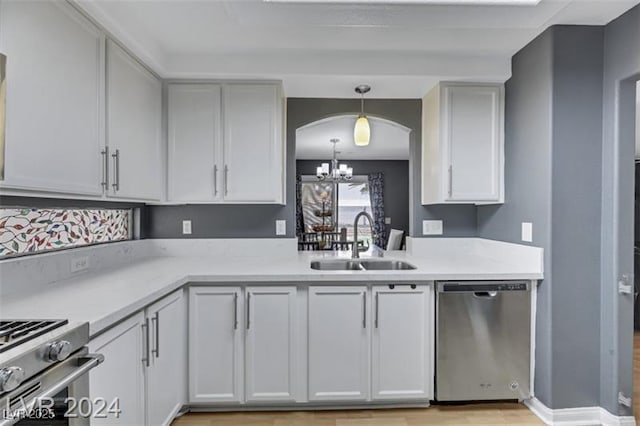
left=0, top=320, right=69, bottom=353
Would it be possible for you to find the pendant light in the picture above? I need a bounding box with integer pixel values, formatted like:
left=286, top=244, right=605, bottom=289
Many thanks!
left=354, top=85, right=371, bottom=146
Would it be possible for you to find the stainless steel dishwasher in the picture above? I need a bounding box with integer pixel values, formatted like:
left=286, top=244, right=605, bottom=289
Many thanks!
left=435, top=280, right=531, bottom=401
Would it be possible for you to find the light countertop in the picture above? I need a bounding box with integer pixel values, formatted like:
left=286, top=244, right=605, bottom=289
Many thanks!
left=0, top=241, right=543, bottom=338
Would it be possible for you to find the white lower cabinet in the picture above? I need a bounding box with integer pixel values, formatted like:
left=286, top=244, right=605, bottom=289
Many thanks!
left=146, top=290, right=187, bottom=425
left=89, top=312, right=146, bottom=426
left=245, top=287, right=298, bottom=403
left=371, top=285, right=433, bottom=400
left=188, top=286, right=299, bottom=404
left=89, top=290, right=186, bottom=425
left=308, top=286, right=370, bottom=402
left=189, top=287, right=243, bottom=403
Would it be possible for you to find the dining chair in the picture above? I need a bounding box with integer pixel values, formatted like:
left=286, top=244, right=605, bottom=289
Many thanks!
left=300, top=232, right=319, bottom=242
left=330, top=241, right=354, bottom=251
left=298, top=241, right=320, bottom=251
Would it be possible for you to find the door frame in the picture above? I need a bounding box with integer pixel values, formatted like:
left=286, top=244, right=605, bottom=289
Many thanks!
left=602, top=73, right=638, bottom=417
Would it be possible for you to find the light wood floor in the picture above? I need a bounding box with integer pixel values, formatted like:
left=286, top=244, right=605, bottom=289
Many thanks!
left=172, top=403, right=543, bottom=426
left=635, top=332, right=639, bottom=421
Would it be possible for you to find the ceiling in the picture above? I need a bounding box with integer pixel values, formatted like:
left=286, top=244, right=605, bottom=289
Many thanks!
left=76, top=0, right=640, bottom=98
left=296, top=115, right=411, bottom=160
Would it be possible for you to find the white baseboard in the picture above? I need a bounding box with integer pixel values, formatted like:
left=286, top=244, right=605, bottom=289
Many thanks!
left=525, top=397, right=636, bottom=426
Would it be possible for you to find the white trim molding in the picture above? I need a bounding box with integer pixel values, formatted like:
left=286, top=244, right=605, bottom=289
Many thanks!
left=525, top=397, right=636, bottom=426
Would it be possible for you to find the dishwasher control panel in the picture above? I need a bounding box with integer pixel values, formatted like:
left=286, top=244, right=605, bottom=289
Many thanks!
left=438, top=280, right=529, bottom=293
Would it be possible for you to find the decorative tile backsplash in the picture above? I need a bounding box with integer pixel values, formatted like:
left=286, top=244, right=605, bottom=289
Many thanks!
left=0, top=208, right=131, bottom=258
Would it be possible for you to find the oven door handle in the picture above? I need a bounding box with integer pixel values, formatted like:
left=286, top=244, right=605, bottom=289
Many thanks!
left=38, top=353, right=104, bottom=396
left=0, top=353, right=104, bottom=426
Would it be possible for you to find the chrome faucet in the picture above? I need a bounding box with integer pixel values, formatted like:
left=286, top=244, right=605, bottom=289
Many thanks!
left=352, top=211, right=375, bottom=259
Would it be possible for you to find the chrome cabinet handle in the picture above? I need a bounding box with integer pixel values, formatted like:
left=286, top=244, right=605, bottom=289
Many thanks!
left=246, top=292, right=251, bottom=330
left=233, top=292, right=238, bottom=330
left=111, top=149, right=120, bottom=191
left=374, top=293, right=379, bottom=328
left=151, top=312, right=160, bottom=358
left=100, top=147, right=109, bottom=190
left=362, top=292, right=366, bottom=329
left=224, top=165, right=229, bottom=196
left=214, top=165, right=218, bottom=196
left=448, top=165, right=453, bottom=198
left=141, top=318, right=150, bottom=367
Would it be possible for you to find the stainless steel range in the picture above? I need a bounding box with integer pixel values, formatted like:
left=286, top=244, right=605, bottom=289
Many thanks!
left=0, top=320, right=103, bottom=426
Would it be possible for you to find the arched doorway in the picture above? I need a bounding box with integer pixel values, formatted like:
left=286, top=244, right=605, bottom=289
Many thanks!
left=294, top=113, right=412, bottom=252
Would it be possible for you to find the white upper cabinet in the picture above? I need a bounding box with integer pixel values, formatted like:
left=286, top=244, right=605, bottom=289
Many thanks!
left=422, top=83, right=504, bottom=205
left=168, top=84, right=222, bottom=202
left=106, top=40, right=162, bottom=201
left=167, top=82, right=285, bottom=204
left=371, top=285, right=433, bottom=401
left=222, top=84, right=283, bottom=203
left=0, top=0, right=104, bottom=196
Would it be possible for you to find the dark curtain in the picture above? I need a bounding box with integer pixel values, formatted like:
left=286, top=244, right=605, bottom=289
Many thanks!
left=296, top=173, right=304, bottom=236
left=368, top=173, right=387, bottom=249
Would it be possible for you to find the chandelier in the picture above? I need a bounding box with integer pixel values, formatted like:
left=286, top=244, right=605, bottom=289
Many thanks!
left=316, top=138, right=353, bottom=182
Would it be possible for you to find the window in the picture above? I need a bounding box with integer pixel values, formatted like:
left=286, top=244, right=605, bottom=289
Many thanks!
left=300, top=176, right=373, bottom=244
left=0, top=208, right=132, bottom=258
left=337, top=178, right=372, bottom=244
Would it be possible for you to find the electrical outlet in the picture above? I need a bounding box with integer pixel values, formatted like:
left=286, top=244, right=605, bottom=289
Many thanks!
left=385, top=217, right=392, bottom=225
left=276, top=220, right=286, bottom=236
left=422, top=220, right=443, bottom=235
left=521, top=222, right=533, bottom=242
left=182, top=220, right=192, bottom=235
left=70, top=256, right=89, bottom=273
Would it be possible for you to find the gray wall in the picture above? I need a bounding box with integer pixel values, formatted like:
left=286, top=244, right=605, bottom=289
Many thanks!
left=145, top=204, right=290, bottom=238
left=287, top=98, right=477, bottom=238
left=296, top=160, right=410, bottom=237
left=477, top=29, right=555, bottom=406
left=478, top=26, right=605, bottom=409
left=600, top=5, right=640, bottom=416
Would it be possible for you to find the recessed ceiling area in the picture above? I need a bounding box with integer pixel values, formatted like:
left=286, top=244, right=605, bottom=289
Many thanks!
left=75, top=0, right=640, bottom=98
left=296, top=115, right=411, bottom=160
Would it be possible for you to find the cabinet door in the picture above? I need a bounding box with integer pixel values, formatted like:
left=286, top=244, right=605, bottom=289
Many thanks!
left=168, top=84, right=222, bottom=202
left=222, top=84, right=282, bottom=203
left=147, top=290, right=186, bottom=426
left=0, top=1, right=104, bottom=195
left=444, top=85, right=502, bottom=202
left=189, top=287, right=243, bottom=403
left=308, top=286, right=369, bottom=401
left=245, top=287, right=297, bottom=403
left=371, top=285, right=433, bottom=400
left=106, top=40, right=162, bottom=201
left=89, top=312, right=146, bottom=426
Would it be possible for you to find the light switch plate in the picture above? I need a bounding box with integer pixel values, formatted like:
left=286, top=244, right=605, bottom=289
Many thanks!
left=276, top=220, right=286, bottom=236
left=422, top=220, right=443, bottom=235
left=70, top=256, right=89, bottom=273
left=385, top=217, right=392, bottom=225
left=182, top=220, right=192, bottom=235
left=521, top=222, right=533, bottom=242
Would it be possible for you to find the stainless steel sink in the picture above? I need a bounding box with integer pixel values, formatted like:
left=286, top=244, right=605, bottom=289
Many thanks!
left=310, top=259, right=416, bottom=271
left=358, top=260, right=417, bottom=270
left=310, top=260, right=365, bottom=271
